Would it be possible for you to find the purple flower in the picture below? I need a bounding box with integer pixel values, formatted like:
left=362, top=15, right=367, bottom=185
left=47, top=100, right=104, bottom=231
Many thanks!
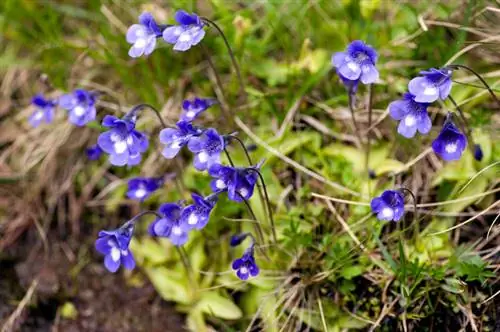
left=408, top=68, right=453, bottom=103
left=232, top=246, right=259, bottom=280
left=180, top=193, right=218, bottom=231
left=208, top=163, right=260, bottom=202
left=59, top=89, right=97, bottom=126
left=29, top=94, right=57, bottom=127
left=473, top=144, right=483, bottom=161
left=159, top=121, right=203, bottom=159
left=337, top=73, right=359, bottom=93
left=126, top=12, right=163, bottom=58
left=230, top=233, right=249, bottom=247
left=181, top=97, right=217, bottom=122
left=187, top=128, right=225, bottom=171
left=95, top=221, right=135, bottom=273
left=97, top=115, right=149, bottom=166
left=389, top=93, right=431, bottom=138
left=126, top=177, right=164, bottom=201
left=431, top=115, right=467, bottom=161
left=149, top=203, right=189, bottom=246
left=332, top=40, right=379, bottom=85
left=86, top=144, right=103, bottom=160
left=370, top=190, right=405, bottom=222
left=162, top=10, right=205, bottom=52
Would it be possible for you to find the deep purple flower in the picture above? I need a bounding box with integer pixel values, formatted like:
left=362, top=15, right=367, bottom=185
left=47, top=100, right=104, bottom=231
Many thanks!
left=29, top=94, right=57, bottom=127
left=389, top=93, right=432, bottom=138
left=332, top=40, right=379, bottom=85
left=97, top=115, right=149, bottom=166
left=86, top=144, right=103, bottom=160
left=370, top=190, right=405, bottom=222
left=180, top=193, right=218, bottom=231
left=126, top=12, right=164, bottom=58
left=95, top=221, right=135, bottom=273
left=162, top=10, right=205, bottom=51
left=126, top=177, right=164, bottom=201
left=408, top=68, right=453, bottom=103
left=431, top=115, right=467, bottom=161
left=187, top=128, right=225, bottom=171
left=473, top=144, right=483, bottom=161
left=232, top=246, right=259, bottom=280
left=230, top=233, right=249, bottom=247
left=181, top=97, right=217, bottom=122
left=208, top=163, right=260, bottom=202
left=149, top=203, right=189, bottom=246
left=159, top=121, right=203, bottom=159
left=59, top=89, right=97, bottom=126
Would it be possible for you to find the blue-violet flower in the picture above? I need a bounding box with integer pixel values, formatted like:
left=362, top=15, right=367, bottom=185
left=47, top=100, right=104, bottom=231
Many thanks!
left=431, top=114, right=467, bottom=161
left=332, top=40, right=379, bottom=85
left=389, top=92, right=432, bottom=138
left=408, top=68, right=453, bottom=103
left=95, top=221, right=135, bottom=273
left=181, top=97, right=217, bottom=122
left=370, top=190, right=405, bottom=222
left=86, top=144, right=103, bottom=160
left=187, top=128, right=225, bottom=171
left=149, top=203, right=189, bottom=246
left=126, top=177, right=164, bottom=201
left=59, top=89, right=97, bottom=126
left=180, top=193, right=218, bottom=231
left=232, top=246, right=259, bottom=280
left=126, top=12, right=164, bottom=58
left=159, top=120, right=203, bottom=159
left=29, top=94, right=57, bottom=127
left=97, top=115, right=149, bottom=166
left=208, top=163, right=260, bottom=202
left=162, top=10, right=205, bottom=51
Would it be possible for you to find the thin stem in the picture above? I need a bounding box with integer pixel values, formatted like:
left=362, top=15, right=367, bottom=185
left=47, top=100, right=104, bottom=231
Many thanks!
left=448, top=64, right=500, bottom=108
left=448, top=96, right=476, bottom=157
left=175, top=246, right=195, bottom=289
left=228, top=135, right=253, bottom=165
left=248, top=169, right=278, bottom=244
left=238, top=193, right=266, bottom=254
left=128, top=103, right=167, bottom=128
left=130, top=210, right=164, bottom=224
left=223, top=147, right=235, bottom=167
left=347, top=93, right=363, bottom=149
left=365, top=84, right=374, bottom=191
left=399, top=188, right=418, bottom=225
left=201, top=17, right=246, bottom=102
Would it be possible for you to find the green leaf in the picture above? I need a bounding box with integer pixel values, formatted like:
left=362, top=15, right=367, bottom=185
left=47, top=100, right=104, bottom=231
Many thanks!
left=197, top=292, right=243, bottom=320
left=144, top=267, right=192, bottom=305
left=340, top=265, right=364, bottom=280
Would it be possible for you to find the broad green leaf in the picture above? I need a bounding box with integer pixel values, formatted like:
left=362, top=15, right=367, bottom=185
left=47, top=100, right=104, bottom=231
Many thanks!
left=197, top=292, right=242, bottom=320
left=145, top=267, right=192, bottom=305
left=444, top=177, right=488, bottom=213
left=340, top=265, right=364, bottom=280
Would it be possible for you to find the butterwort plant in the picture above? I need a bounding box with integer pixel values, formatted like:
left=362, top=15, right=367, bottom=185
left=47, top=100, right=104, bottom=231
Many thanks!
left=59, top=89, right=97, bottom=126
left=29, top=94, right=57, bottom=127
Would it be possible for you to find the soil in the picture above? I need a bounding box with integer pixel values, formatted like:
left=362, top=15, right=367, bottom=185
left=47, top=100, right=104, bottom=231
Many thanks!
left=0, top=236, right=186, bottom=332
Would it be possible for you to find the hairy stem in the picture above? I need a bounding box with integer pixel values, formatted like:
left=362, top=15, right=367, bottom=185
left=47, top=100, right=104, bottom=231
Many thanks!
left=248, top=169, right=278, bottom=243
left=448, top=96, right=476, bottom=156
left=238, top=193, right=269, bottom=260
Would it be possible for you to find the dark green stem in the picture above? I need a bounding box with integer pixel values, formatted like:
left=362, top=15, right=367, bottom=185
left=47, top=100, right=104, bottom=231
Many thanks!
left=128, top=103, right=167, bottom=128
left=248, top=169, right=277, bottom=244
left=365, top=84, right=374, bottom=182
left=448, top=96, right=475, bottom=155
left=448, top=64, right=500, bottom=108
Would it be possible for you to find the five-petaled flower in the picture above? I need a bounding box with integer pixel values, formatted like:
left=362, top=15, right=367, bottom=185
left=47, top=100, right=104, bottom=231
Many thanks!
left=232, top=245, right=259, bottom=280
left=408, top=68, right=452, bottom=103
left=332, top=40, right=379, bottom=85
left=86, top=144, right=103, bottom=160
left=127, top=12, right=164, bottom=58
left=159, top=120, right=203, bottom=159
left=163, top=10, right=206, bottom=51
left=180, top=193, right=218, bottom=231
left=181, top=97, right=217, bottom=122
left=95, top=221, right=135, bottom=273
left=370, top=190, right=405, bottom=222
left=149, top=203, right=190, bottom=246
left=97, top=115, right=149, bottom=166
left=188, top=128, right=226, bottom=171
left=29, top=94, right=57, bottom=127
left=208, top=163, right=260, bottom=202
left=127, top=177, right=164, bottom=201
left=389, top=93, right=431, bottom=138
left=431, top=114, right=467, bottom=161
left=59, top=89, right=97, bottom=126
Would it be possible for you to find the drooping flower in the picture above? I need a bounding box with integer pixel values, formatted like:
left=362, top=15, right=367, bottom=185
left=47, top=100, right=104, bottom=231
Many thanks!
left=370, top=190, right=405, bottom=222
left=180, top=193, right=218, bottom=231
left=162, top=10, right=206, bottom=51
left=180, top=97, right=217, bottom=122
left=431, top=114, right=467, bottom=161
left=232, top=245, right=259, bottom=280
left=95, top=221, right=135, bottom=273
left=408, top=68, right=453, bottom=103
left=126, top=12, right=164, bottom=58
left=208, top=163, right=260, bottom=202
left=187, top=128, right=225, bottom=171
left=59, top=89, right=97, bottom=126
left=473, top=144, right=483, bottom=161
left=389, top=92, right=432, bottom=138
left=159, top=120, right=203, bottom=159
left=86, top=144, right=103, bottom=160
left=331, top=40, right=379, bottom=85
left=97, top=115, right=149, bottom=166
left=230, top=232, right=250, bottom=247
left=29, top=94, right=57, bottom=127
left=149, top=203, right=189, bottom=246
left=126, top=177, right=164, bottom=201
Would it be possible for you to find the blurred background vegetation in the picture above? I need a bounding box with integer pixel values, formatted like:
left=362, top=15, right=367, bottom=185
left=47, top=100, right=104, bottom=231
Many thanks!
left=1, top=0, right=499, bottom=331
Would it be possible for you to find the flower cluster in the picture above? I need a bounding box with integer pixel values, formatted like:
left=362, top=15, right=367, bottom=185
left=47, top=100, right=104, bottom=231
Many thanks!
left=126, top=11, right=206, bottom=57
